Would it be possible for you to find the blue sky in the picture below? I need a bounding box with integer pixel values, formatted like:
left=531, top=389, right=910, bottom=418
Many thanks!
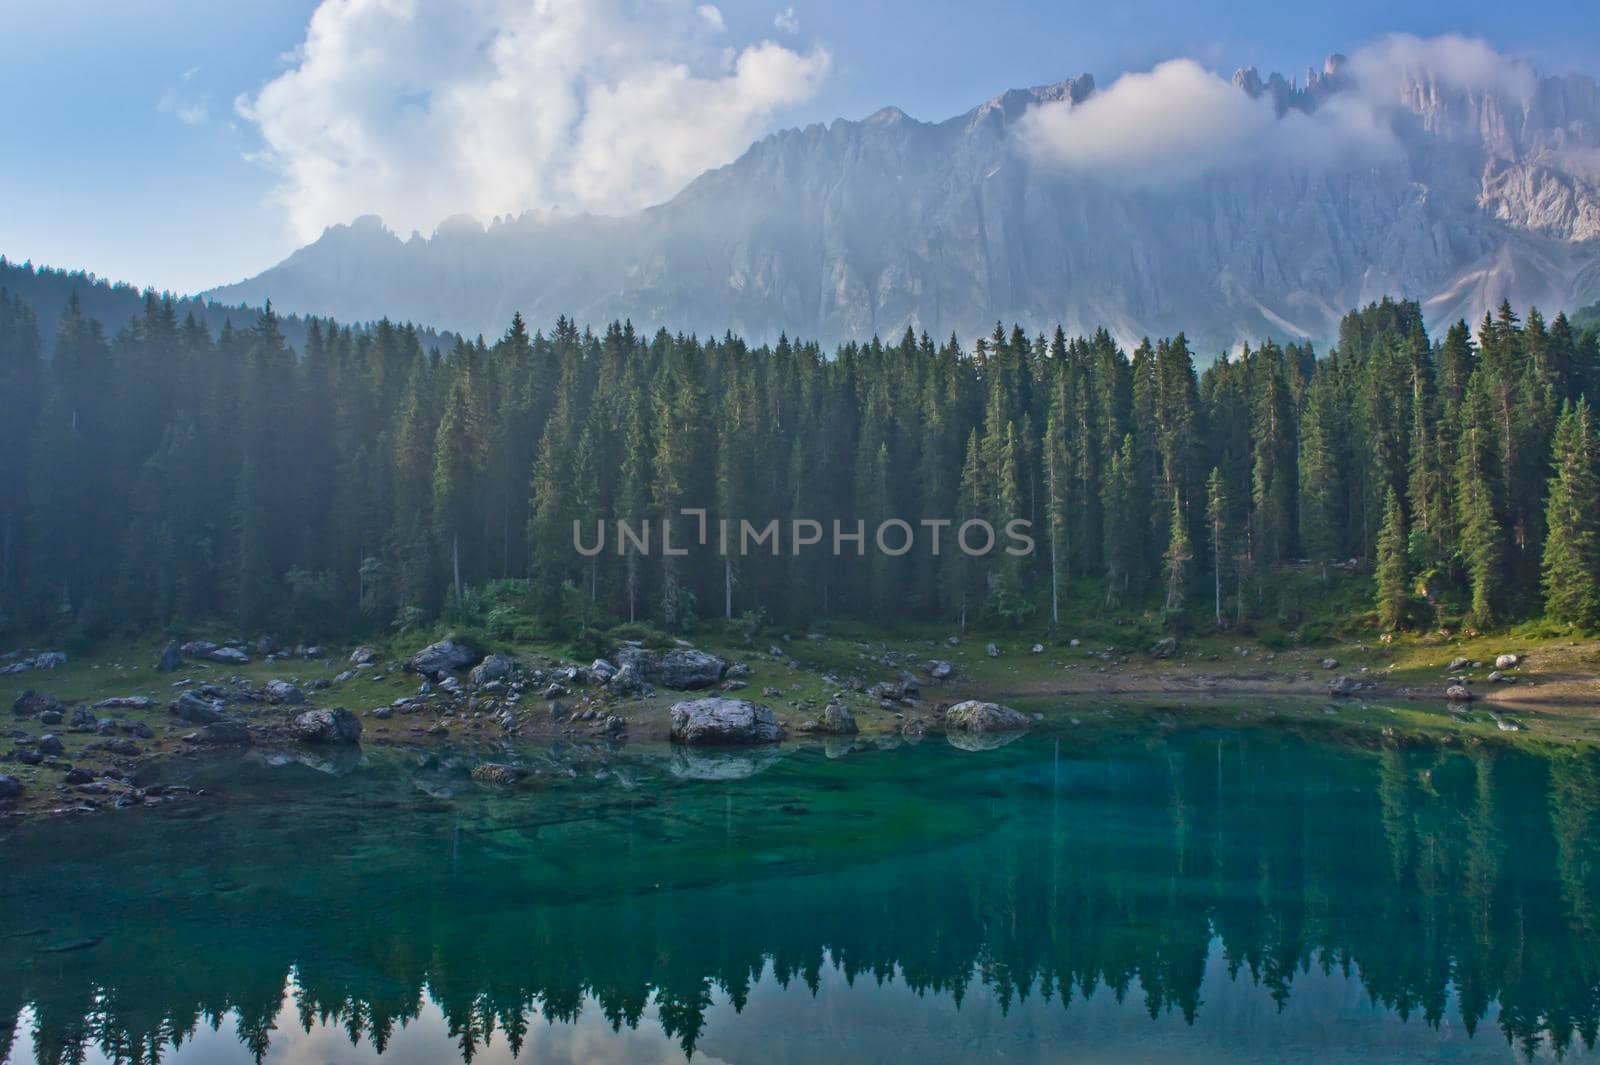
left=3, top=0, right=1597, bottom=295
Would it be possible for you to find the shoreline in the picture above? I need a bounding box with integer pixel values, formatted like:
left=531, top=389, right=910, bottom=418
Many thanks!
left=5, top=630, right=1600, bottom=825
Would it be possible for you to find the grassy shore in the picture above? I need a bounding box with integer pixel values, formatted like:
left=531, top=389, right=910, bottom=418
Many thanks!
left=4, top=621, right=1600, bottom=822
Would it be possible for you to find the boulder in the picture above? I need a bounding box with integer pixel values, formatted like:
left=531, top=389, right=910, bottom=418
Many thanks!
left=1327, top=675, right=1362, bottom=697
left=1446, top=684, right=1475, bottom=703
left=819, top=702, right=859, bottom=735
left=589, top=658, right=618, bottom=682
left=1321, top=658, right=1339, bottom=670
left=618, top=647, right=725, bottom=690
left=469, top=652, right=517, bottom=687
left=470, top=763, right=522, bottom=785
left=173, top=691, right=228, bottom=724
left=291, top=708, right=363, bottom=745
left=264, top=679, right=306, bottom=705
left=202, top=720, right=253, bottom=746
left=1495, top=654, right=1520, bottom=671
left=37, top=734, right=65, bottom=757
left=925, top=660, right=955, bottom=682
left=93, top=696, right=153, bottom=711
left=156, top=641, right=184, bottom=672
left=669, top=698, right=786, bottom=746
left=181, top=640, right=217, bottom=657
left=986, top=643, right=1000, bottom=658
left=12, top=690, right=63, bottom=718
left=206, top=646, right=250, bottom=665
left=1149, top=637, right=1178, bottom=659
left=407, top=638, right=480, bottom=676
left=1031, top=643, right=1045, bottom=654
left=944, top=700, right=1032, bottom=733
left=68, top=707, right=98, bottom=732
left=607, top=661, right=644, bottom=695
left=349, top=646, right=379, bottom=666
left=1447, top=657, right=1471, bottom=673
left=0, top=775, right=22, bottom=800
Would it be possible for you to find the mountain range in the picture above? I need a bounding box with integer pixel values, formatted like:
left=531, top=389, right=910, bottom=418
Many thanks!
left=207, top=48, right=1600, bottom=354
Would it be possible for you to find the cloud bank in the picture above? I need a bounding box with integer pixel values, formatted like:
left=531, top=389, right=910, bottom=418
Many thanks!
left=239, top=0, right=831, bottom=242
left=1016, top=34, right=1534, bottom=184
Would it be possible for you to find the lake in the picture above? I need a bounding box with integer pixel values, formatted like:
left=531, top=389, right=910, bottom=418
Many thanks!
left=3, top=724, right=1599, bottom=1064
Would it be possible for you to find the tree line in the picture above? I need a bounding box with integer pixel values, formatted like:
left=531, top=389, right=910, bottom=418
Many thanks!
left=1, top=286, right=1598, bottom=643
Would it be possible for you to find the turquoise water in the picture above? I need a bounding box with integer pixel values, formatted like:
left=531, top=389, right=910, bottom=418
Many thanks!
left=3, top=727, right=1600, bottom=1064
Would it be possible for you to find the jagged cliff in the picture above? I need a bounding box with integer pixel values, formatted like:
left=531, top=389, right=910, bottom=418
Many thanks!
left=207, top=50, right=1600, bottom=352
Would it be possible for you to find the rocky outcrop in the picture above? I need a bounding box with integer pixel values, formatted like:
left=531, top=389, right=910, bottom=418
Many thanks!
left=469, top=652, right=516, bottom=687
left=172, top=691, right=228, bottom=724
left=407, top=638, right=480, bottom=677
left=669, top=698, right=785, bottom=746
left=944, top=701, right=1032, bottom=733
left=291, top=708, right=363, bottom=745
left=617, top=647, right=725, bottom=690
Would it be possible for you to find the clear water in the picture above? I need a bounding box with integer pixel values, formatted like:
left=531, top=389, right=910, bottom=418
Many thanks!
left=3, top=726, right=1600, bottom=1064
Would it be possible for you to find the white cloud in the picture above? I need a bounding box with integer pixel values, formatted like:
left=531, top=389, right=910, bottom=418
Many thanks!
left=1016, top=34, right=1532, bottom=185
left=239, top=0, right=830, bottom=242
left=773, top=6, right=799, bottom=34
left=158, top=84, right=209, bottom=126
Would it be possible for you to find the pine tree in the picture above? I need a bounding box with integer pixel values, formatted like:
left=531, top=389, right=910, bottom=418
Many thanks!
left=1542, top=400, right=1600, bottom=627
left=1375, top=487, right=1409, bottom=632
left=1162, top=489, right=1191, bottom=618
left=1204, top=467, right=1229, bottom=628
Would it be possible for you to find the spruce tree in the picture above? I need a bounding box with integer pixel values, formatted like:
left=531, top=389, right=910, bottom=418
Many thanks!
left=1542, top=400, right=1600, bottom=627
left=1204, top=467, right=1229, bottom=628
left=1375, top=487, right=1409, bottom=632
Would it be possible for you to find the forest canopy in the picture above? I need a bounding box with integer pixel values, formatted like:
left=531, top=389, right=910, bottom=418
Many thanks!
left=2, top=285, right=1598, bottom=646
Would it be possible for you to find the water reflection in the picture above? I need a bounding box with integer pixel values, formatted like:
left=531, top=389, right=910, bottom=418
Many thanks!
left=2, top=729, right=1599, bottom=1064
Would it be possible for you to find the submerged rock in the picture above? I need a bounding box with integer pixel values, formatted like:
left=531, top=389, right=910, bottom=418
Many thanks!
left=292, top=707, right=364, bottom=745
left=669, top=697, right=785, bottom=745
left=470, top=763, right=522, bottom=785
left=944, top=700, right=1032, bottom=733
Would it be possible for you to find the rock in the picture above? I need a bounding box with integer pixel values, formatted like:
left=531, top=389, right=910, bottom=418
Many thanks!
left=470, top=652, right=517, bottom=687
left=173, top=691, right=228, bottom=724
left=944, top=700, right=1032, bottom=733
left=64, top=767, right=94, bottom=786
left=1447, top=657, right=1471, bottom=672
left=589, top=658, right=618, bottom=682
left=925, top=660, right=955, bottom=682
left=1488, top=670, right=1505, bottom=682
left=202, top=720, right=253, bottom=746
left=1327, top=675, right=1362, bottom=697
left=0, top=775, right=22, bottom=800
left=205, top=646, right=250, bottom=665
left=68, top=707, right=98, bottom=732
left=14, top=748, right=42, bottom=765
left=617, top=647, right=726, bottom=690
left=470, top=763, right=521, bottom=785
left=12, top=690, right=63, bottom=718
left=37, top=710, right=62, bottom=725
left=94, top=737, right=141, bottom=756
left=154, top=641, right=184, bottom=672
left=819, top=702, right=859, bottom=735
left=606, top=661, right=643, bottom=695
left=291, top=708, right=363, bottom=745
left=985, top=643, right=1000, bottom=658
left=1495, top=654, right=1520, bottom=670
left=1149, top=637, right=1178, bottom=659
left=406, top=638, right=481, bottom=676
left=669, top=698, right=786, bottom=745
left=93, top=696, right=153, bottom=711
left=301, top=646, right=325, bottom=659
left=350, top=645, right=379, bottom=666
left=1030, top=643, right=1045, bottom=654
left=1446, top=684, right=1475, bottom=703
left=37, top=734, right=65, bottom=757
left=605, top=715, right=626, bottom=735
left=1321, top=658, right=1339, bottom=670
left=264, top=679, right=306, bottom=705
left=947, top=635, right=960, bottom=646
left=124, top=721, right=154, bottom=739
